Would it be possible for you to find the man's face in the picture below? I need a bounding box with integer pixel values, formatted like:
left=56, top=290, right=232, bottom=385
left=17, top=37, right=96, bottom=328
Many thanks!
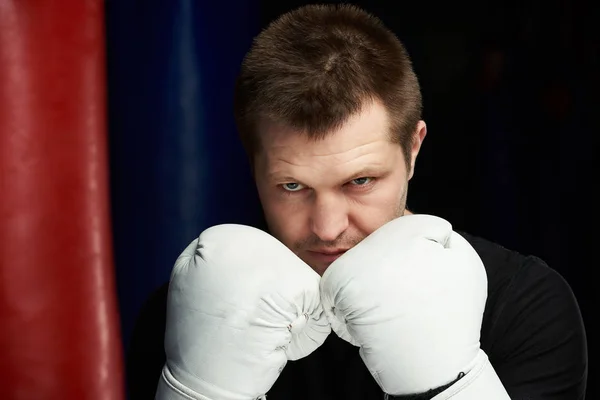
left=254, top=100, right=426, bottom=275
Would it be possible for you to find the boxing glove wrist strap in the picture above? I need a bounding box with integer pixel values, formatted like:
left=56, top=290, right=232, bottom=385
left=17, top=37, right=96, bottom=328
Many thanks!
left=385, top=350, right=511, bottom=400
left=383, top=372, right=466, bottom=400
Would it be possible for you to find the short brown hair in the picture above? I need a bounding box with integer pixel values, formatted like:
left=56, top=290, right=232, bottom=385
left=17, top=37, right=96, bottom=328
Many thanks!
left=233, top=4, right=422, bottom=168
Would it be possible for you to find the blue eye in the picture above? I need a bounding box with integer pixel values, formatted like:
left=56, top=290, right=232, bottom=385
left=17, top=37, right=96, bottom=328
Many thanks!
left=351, top=177, right=371, bottom=185
left=282, top=182, right=305, bottom=192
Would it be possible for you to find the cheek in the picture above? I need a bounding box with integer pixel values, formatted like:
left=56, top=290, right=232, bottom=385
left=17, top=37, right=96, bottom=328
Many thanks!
left=348, top=180, right=406, bottom=232
left=258, top=191, right=310, bottom=243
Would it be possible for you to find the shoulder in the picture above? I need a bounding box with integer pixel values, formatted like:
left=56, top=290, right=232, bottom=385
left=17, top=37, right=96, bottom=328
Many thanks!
left=130, top=282, right=169, bottom=346
left=458, top=231, right=584, bottom=335
left=459, top=231, right=588, bottom=399
left=126, top=282, right=169, bottom=400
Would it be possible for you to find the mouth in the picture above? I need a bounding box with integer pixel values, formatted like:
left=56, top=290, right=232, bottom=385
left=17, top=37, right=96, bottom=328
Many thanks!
left=307, top=249, right=348, bottom=264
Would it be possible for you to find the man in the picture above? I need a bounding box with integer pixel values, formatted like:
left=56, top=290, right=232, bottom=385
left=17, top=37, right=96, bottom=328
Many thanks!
left=127, top=4, right=588, bottom=399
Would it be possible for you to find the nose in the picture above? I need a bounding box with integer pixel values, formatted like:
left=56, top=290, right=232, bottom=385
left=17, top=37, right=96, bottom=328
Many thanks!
left=310, top=193, right=349, bottom=242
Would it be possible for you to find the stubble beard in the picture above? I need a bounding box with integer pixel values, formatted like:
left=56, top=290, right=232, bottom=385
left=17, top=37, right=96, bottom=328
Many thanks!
left=296, top=184, right=410, bottom=272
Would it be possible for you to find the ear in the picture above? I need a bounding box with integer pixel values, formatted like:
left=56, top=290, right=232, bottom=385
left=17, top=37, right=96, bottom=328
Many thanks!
left=408, top=120, right=427, bottom=180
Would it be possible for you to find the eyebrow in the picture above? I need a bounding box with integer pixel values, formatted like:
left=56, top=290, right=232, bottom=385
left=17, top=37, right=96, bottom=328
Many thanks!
left=346, top=166, right=389, bottom=181
left=270, top=165, right=388, bottom=183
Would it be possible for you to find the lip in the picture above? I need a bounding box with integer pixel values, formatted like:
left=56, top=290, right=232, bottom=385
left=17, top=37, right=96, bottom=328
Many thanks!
left=309, top=248, right=348, bottom=255
left=307, top=249, right=348, bottom=263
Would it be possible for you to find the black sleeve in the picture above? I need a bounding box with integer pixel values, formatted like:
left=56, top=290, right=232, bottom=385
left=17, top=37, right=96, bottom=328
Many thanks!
left=487, top=256, right=588, bottom=399
left=125, top=282, right=169, bottom=400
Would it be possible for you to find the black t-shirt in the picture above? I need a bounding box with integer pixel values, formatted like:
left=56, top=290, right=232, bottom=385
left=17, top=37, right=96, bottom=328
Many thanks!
left=126, top=231, right=588, bottom=399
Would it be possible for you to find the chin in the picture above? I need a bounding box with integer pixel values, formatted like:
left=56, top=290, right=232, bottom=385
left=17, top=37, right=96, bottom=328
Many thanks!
left=310, top=262, right=330, bottom=277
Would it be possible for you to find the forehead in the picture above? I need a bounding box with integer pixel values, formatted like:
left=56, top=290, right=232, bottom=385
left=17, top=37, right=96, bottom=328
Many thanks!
left=257, top=101, right=392, bottom=164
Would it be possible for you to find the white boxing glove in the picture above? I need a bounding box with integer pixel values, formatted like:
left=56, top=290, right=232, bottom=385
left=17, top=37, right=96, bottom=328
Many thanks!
left=155, top=224, right=331, bottom=400
left=320, top=214, right=510, bottom=399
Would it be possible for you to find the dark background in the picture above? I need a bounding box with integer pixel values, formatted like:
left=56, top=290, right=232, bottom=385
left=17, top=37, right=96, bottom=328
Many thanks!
left=105, top=0, right=597, bottom=397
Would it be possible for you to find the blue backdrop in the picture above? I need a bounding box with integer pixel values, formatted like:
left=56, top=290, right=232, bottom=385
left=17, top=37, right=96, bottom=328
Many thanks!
left=105, top=0, right=264, bottom=352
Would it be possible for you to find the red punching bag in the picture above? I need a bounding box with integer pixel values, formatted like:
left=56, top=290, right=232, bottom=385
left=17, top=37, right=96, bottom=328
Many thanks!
left=0, top=1, right=125, bottom=399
